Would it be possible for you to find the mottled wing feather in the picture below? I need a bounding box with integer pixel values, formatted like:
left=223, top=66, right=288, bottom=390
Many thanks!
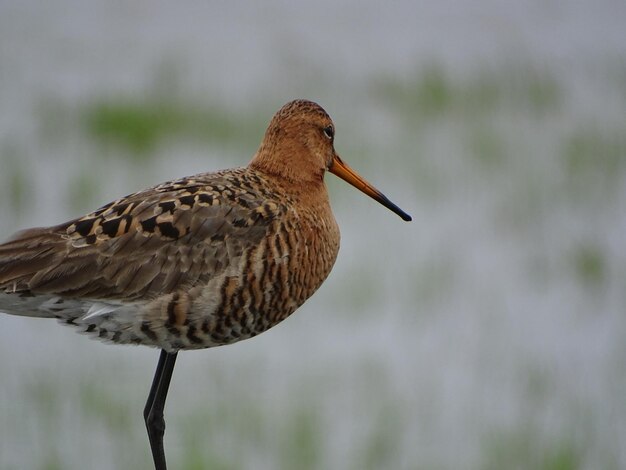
left=0, top=169, right=286, bottom=303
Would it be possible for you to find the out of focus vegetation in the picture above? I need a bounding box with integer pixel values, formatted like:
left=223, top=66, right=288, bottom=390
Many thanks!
left=1, top=59, right=625, bottom=470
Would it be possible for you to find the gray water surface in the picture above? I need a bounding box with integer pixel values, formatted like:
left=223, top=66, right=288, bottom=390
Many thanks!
left=1, top=1, right=625, bottom=469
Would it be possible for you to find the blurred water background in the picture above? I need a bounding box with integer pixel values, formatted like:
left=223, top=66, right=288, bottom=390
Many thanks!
left=1, top=1, right=625, bottom=469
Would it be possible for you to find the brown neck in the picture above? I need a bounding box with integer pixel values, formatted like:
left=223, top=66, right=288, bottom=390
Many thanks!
left=249, top=160, right=330, bottom=209
left=249, top=143, right=325, bottom=186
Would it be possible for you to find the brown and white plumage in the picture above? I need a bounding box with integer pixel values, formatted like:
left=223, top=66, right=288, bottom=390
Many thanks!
left=0, top=99, right=411, bottom=469
left=0, top=99, right=410, bottom=352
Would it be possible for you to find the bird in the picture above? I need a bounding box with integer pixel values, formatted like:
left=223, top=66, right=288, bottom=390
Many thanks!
left=0, top=99, right=411, bottom=470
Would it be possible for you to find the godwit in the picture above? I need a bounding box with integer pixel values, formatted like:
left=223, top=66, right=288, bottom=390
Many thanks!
left=0, top=99, right=411, bottom=469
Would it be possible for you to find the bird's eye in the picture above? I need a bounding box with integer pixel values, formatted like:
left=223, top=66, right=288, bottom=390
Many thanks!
left=323, top=126, right=334, bottom=139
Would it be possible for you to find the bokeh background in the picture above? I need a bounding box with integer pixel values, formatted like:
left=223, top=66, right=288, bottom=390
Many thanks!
left=1, top=1, right=625, bottom=469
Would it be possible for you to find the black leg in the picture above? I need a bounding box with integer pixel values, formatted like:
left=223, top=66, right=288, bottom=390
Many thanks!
left=144, top=349, right=178, bottom=470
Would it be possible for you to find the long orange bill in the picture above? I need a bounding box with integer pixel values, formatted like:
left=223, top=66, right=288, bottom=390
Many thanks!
left=329, top=155, right=412, bottom=222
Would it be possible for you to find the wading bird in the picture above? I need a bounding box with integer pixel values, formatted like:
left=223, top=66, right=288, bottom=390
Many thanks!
left=0, top=100, right=411, bottom=469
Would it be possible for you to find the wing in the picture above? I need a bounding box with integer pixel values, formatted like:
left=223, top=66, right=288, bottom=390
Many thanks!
left=0, top=168, right=285, bottom=302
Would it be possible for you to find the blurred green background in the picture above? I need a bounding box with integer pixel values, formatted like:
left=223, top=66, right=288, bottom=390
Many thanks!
left=1, top=1, right=625, bottom=469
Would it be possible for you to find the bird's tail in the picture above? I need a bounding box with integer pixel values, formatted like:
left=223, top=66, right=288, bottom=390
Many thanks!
left=0, top=225, right=67, bottom=318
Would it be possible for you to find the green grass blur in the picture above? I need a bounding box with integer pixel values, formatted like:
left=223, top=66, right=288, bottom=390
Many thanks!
left=1, top=57, right=625, bottom=469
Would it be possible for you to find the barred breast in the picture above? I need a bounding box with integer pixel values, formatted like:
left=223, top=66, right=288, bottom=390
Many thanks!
left=137, top=204, right=340, bottom=351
